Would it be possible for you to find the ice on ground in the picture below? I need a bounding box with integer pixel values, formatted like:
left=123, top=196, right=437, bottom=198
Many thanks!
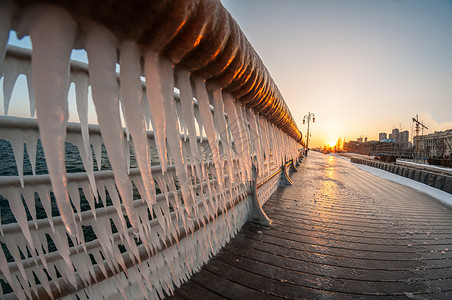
left=349, top=158, right=452, bottom=208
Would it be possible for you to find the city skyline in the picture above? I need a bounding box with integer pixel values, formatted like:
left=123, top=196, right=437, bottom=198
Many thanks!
left=222, top=0, right=452, bottom=147
left=1, top=1, right=452, bottom=148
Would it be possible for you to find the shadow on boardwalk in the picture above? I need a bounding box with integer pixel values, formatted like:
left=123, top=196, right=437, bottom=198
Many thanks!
left=169, top=152, right=452, bottom=299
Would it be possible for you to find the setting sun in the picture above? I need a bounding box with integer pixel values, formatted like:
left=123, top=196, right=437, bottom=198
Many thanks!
left=329, top=141, right=336, bottom=147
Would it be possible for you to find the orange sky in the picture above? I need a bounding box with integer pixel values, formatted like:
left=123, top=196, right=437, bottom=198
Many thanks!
left=3, top=1, right=452, bottom=149
left=223, top=0, right=452, bottom=148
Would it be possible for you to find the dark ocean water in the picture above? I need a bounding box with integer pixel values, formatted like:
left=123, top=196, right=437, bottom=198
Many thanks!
left=0, top=138, right=148, bottom=224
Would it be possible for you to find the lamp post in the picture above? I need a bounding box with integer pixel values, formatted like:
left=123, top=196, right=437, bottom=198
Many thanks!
left=303, top=112, right=315, bottom=156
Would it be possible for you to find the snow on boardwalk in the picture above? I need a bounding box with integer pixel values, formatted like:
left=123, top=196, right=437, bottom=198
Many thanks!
left=169, top=151, right=452, bottom=299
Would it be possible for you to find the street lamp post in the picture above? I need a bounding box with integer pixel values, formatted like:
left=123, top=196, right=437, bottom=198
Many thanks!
left=303, top=112, right=315, bottom=156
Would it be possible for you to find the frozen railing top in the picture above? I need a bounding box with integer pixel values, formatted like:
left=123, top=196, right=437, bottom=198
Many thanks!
left=0, top=0, right=304, bottom=298
left=2, top=0, right=302, bottom=142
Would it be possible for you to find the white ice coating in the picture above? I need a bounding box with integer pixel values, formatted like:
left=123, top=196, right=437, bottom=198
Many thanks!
left=223, top=93, right=248, bottom=183
left=0, top=6, right=302, bottom=299
left=84, top=24, right=138, bottom=231
left=141, top=92, right=152, bottom=130
left=23, top=130, right=37, bottom=175
left=212, top=90, right=235, bottom=185
left=119, top=40, right=156, bottom=205
left=0, top=1, right=12, bottom=77
left=2, top=55, right=33, bottom=116
left=236, top=101, right=252, bottom=180
left=160, top=58, right=196, bottom=217
left=144, top=50, right=168, bottom=172
left=246, top=109, right=264, bottom=173
left=72, top=71, right=97, bottom=197
left=28, top=6, right=77, bottom=236
left=194, top=78, right=223, bottom=185
left=177, top=70, right=202, bottom=175
left=90, top=134, right=103, bottom=171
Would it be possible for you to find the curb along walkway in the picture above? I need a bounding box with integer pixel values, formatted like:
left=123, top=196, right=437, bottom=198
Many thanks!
left=169, top=152, right=452, bottom=299
left=350, top=156, right=452, bottom=195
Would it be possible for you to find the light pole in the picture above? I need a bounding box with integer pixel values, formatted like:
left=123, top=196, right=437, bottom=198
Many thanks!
left=303, top=112, right=315, bottom=156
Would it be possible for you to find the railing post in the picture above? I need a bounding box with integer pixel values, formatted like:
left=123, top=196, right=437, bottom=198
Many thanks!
left=249, top=163, right=272, bottom=226
left=292, top=159, right=299, bottom=172
left=280, top=161, right=294, bottom=185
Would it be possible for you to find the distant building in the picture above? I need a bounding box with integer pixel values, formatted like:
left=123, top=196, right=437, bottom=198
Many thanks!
left=379, top=132, right=387, bottom=141
left=400, top=130, right=409, bottom=149
left=389, top=133, right=393, bottom=140
left=419, top=129, right=452, bottom=157
left=392, top=128, right=400, bottom=144
left=357, top=137, right=363, bottom=143
left=364, top=137, right=368, bottom=143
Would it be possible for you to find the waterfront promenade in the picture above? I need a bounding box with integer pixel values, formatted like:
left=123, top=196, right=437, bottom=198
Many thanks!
left=170, top=151, right=452, bottom=299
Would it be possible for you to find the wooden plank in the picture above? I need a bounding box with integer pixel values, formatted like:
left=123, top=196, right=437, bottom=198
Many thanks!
left=170, top=153, right=452, bottom=299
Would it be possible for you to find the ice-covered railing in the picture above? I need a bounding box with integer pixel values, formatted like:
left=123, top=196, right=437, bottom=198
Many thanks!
left=0, top=0, right=303, bottom=298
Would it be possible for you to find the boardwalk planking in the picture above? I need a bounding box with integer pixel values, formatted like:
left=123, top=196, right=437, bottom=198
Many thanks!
left=168, top=152, right=452, bottom=299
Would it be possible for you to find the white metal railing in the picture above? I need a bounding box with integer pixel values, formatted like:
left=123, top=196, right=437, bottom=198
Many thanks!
left=0, top=3, right=302, bottom=299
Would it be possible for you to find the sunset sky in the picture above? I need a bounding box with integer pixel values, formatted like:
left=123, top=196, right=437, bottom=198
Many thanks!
left=222, top=0, right=452, bottom=147
left=3, top=0, right=452, bottom=148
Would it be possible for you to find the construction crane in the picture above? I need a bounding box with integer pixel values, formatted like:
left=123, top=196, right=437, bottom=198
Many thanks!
left=412, top=114, right=428, bottom=161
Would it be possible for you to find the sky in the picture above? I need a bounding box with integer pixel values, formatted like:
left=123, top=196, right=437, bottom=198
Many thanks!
left=221, top=0, right=452, bottom=147
left=2, top=0, right=452, bottom=148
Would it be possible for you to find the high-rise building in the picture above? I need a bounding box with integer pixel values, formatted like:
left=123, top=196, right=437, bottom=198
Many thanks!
left=357, top=137, right=363, bottom=143
left=379, top=132, right=387, bottom=141
left=392, top=128, right=400, bottom=144
left=400, top=130, right=409, bottom=148
left=364, top=137, right=368, bottom=143
left=389, top=133, right=393, bottom=140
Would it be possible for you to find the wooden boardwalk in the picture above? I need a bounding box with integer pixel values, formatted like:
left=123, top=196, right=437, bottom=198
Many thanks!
left=169, top=152, right=452, bottom=299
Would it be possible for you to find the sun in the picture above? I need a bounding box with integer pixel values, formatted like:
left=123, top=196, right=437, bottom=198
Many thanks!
left=329, top=141, right=336, bottom=147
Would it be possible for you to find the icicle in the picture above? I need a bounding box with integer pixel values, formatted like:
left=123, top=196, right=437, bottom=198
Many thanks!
left=2, top=56, right=32, bottom=116
left=28, top=5, right=77, bottom=236
left=66, top=133, right=98, bottom=205
left=67, top=182, right=81, bottom=220
left=212, top=89, right=236, bottom=187
left=194, top=78, right=223, bottom=186
left=3, top=131, right=25, bottom=187
left=119, top=98, right=130, bottom=141
left=223, top=94, right=247, bottom=183
left=0, top=1, right=13, bottom=74
left=235, top=101, right=252, bottom=180
left=105, top=180, right=128, bottom=231
left=80, top=181, right=96, bottom=220
left=246, top=110, right=264, bottom=173
left=21, top=188, right=38, bottom=228
left=159, top=58, right=196, bottom=218
left=3, top=189, right=34, bottom=249
left=141, top=92, right=152, bottom=129
left=25, top=72, right=36, bottom=117
left=72, top=71, right=97, bottom=197
left=90, top=134, right=103, bottom=171
left=194, top=106, right=204, bottom=143
left=125, top=138, right=131, bottom=174
left=0, top=245, right=15, bottom=294
left=177, top=70, right=201, bottom=165
left=85, top=24, right=138, bottom=231
left=144, top=50, right=167, bottom=172
left=23, top=130, right=38, bottom=175
left=36, top=185, right=55, bottom=233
